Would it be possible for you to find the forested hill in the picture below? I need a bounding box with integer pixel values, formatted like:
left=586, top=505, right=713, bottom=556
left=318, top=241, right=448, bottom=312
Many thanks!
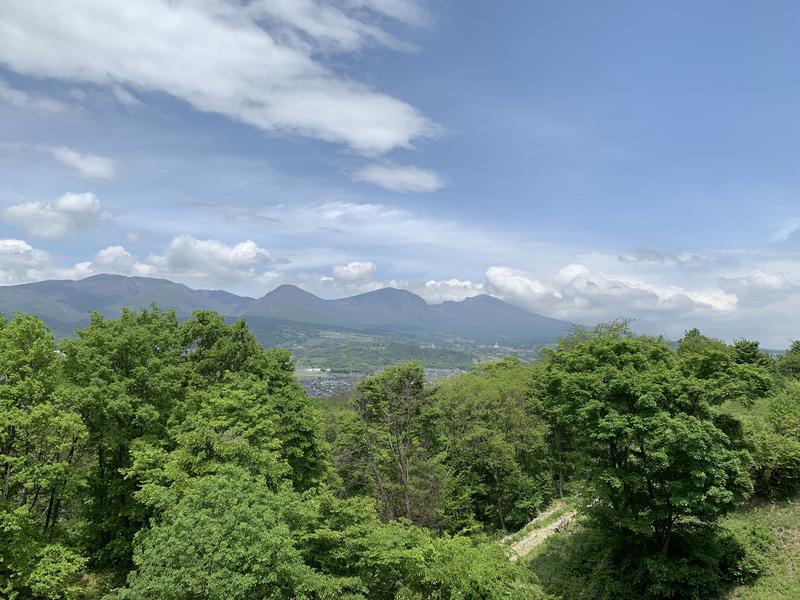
left=0, top=274, right=573, bottom=345
left=2, top=309, right=799, bottom=599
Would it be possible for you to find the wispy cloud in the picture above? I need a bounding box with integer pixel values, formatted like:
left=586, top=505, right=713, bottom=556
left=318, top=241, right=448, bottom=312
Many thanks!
left=0, top=78, right=67, bottom=113
left=1, top=142, right=116, bottom=180
left=0, top=0, right=437, bottom=155
left=353, top=163, right=444, bottom=192
left=771, top=217, right=800, bottom=243
left=49, top=147, right=116, bottom=180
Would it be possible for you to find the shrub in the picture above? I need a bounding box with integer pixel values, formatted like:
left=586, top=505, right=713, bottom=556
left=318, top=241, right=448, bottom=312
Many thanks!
left=529, top=523, right=772, bottom=600
left=27, top=545, right=88, bottom=600
left=750, top=429, right=800, bottom=498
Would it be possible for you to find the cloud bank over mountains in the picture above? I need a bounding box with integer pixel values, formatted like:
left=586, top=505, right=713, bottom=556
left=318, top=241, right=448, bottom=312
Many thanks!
left=0, top=220, right=797, bottom=345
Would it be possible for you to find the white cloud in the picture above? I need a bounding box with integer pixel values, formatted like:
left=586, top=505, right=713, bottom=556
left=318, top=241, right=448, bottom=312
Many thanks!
left=0, top=235, right=274, bottom=288
left=407, top=278, right=484, bottom=303
left=617, top=249, right=711, bottom=269
left=0, top=77, right=67, bottom=113
left=248, top=0, right=412, bottom=52
left=0, top=239, right=53, bottom=284
left=49, top=146, right=116, bottom=180
left=718, top=270, right=800, bottom=307
left=111, top=85, right=141, bottom=107
left=0, top=142, right=116, bottom=180
left=347, top=0, right=430, bottom=26
left=771, top=218, right=800, bottom=243
left=332, top=260, right=377, bottom=280
left=3, top=192, right=103, bottom=238
left=72, top=245, right=154, bottom=279
left=484, top=264, right=737, bottom=324
left=0, top=0, right=436, bottom=155
left=146, top=235, right=273, bottom=287
left=280, top=200, right=498, bottom=252
left=353, top=163, right=444, bottom=192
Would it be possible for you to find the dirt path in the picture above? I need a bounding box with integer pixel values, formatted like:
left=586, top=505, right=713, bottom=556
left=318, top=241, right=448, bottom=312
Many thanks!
left=503, top=501, right=575, bottom=561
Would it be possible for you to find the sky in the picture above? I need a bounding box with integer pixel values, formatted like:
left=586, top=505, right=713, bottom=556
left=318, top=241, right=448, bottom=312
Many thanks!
left=1, top=0, right=799, bottom=347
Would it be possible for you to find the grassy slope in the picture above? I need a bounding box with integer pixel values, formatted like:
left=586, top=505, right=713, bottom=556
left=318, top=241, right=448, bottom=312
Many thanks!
left=722, top=498, right=800, bottom=599
left=526, top=498, right=800, bottom=599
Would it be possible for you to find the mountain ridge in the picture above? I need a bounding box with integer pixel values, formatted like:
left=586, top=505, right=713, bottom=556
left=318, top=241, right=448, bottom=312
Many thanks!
left=0, top=274, right=573, bottom=348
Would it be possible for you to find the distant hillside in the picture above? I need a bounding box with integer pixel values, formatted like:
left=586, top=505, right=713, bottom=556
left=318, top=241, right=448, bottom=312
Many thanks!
left=0, top=274, right=574, bottom=369
left=247, top=283, right=571, bottom=344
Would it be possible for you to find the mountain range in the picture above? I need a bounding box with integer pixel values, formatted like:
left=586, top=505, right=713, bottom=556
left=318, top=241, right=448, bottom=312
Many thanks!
left=0, top=274, right=574, bottom=370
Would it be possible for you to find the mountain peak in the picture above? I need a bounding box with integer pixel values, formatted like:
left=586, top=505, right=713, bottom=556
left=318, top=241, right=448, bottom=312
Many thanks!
left=262, top=284, right=321, bottom=301
left=345, top=287, right=427, bottom=308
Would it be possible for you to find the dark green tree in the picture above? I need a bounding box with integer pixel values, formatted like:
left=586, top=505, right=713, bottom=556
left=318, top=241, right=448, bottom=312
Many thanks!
left=777, top=340, right=800, bottom=379
left=542, top=325, right=757, bottom=554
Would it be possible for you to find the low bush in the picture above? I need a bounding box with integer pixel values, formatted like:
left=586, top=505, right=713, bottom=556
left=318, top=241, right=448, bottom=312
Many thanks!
left=529, top=523, right=773, bottom=600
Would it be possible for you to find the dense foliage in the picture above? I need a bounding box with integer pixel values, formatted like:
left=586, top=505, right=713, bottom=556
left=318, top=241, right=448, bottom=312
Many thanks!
left=0, top=310, right=539, bottom=599
left=1, top=308, right=797, bottom=598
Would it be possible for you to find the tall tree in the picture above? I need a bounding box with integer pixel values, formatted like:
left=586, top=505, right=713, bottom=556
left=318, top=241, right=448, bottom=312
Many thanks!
left=60, top=308, right=185, bottom=565
left=0, top=314, right=88, bottom=597
left=434, top=357, right=551, bottom=532
left=542, top=324, right=758, bottom=554
left=353, top=362, right=443, bottom=527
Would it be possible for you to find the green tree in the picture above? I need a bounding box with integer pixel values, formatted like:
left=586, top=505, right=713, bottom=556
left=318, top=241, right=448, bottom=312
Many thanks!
left=0, top=314, right=88, bottom=598
left=114, top=467, right=544, bottom=600
left=732, top=338, right=773, bottom=368
left=434, top=358, right=551, bottom=532
left=542, top=325, right=756, bottom=553
left=60, top=308, right=185, bottom=565
left=112, top=468, right=355, bottom=600
left=777, top=340, right=800, bottom=379
left=352, top=362, right=443, bottom=527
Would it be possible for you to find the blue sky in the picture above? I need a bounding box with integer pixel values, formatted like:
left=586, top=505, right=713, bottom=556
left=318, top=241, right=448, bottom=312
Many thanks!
left=1, top=0, right=799, bottom=346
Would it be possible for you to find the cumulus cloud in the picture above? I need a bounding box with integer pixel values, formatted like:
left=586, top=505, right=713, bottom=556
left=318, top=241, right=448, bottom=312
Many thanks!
left=332, top=260, right=377, bottom=281
left=484, top=264, right=737, bottom=323
left=406, top=278, right=484, bottom=303
left=0, top=235, right=278, bottom=289
left=718, top=270, right=800, bottom=307
left=353, top=163, right=444, bottom=192
left=49, top=146, right=116, bottom=180
left=0, top=239, right=53, bottom=284
left=0, top=77, right=67, bottom=113
left=3, top=192, right=104, bottom=237
left=71, top=245, right=154, bottom=279
left=146, top=235, right=273, bottom=286
left=0, top=0, right=436, bottom=155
